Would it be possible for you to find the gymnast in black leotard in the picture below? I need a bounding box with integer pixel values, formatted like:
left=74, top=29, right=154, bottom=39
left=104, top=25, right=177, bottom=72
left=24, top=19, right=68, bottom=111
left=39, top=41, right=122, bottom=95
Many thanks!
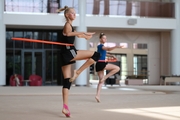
left=60, top=23, right=77, bottom=66
left=57, top=6, right=100, bottom=117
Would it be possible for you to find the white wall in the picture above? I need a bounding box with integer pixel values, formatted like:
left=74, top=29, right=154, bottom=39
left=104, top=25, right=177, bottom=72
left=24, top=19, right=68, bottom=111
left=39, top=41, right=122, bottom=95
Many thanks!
left=147, top=33, right=161, bottom=84
left=3, top=13, right=173, bottom=85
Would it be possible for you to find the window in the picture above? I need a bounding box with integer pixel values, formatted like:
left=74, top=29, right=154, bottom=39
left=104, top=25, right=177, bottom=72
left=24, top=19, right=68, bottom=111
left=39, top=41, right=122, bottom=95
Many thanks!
left=104, top=42, right=116, bottom=47
left=6, top=31, right=13, bottom=48
left=133, top=43, right=147, bottom=49
left=133, top=55, right=148, bottom=77
left=6, top=29, right=60, bottom=86
left=120, top=43, right=128, bottom=48
left=14, top=32, right=23, bottom=48
left=120, top=54, right=127, bottom=80
left=108, top=54, right=127, bottom=80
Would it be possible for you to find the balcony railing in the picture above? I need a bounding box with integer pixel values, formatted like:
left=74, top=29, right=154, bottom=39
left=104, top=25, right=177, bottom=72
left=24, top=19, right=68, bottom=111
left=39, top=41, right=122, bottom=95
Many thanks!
left=4, top=0, right=175, bottom=18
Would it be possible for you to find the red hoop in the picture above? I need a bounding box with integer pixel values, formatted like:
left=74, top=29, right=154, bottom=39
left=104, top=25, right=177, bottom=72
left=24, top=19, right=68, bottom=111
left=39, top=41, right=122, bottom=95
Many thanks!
left=11, top=37, right=74, bottom=46
left=98, top=59, right=117, bottom=62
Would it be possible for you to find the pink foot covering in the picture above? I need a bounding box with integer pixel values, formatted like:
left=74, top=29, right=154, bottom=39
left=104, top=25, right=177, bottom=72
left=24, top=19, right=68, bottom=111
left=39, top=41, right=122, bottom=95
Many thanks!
left=62, top=104, right=70, bottom=117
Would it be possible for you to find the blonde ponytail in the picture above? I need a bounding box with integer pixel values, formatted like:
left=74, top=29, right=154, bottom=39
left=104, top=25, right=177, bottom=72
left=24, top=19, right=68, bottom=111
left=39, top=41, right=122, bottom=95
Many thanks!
left=56, top=6, right=69, bottom=13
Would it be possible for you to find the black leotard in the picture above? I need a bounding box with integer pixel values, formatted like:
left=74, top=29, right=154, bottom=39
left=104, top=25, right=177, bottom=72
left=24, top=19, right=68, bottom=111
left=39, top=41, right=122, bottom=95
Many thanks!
left=60, top=23, right=78, bottom=66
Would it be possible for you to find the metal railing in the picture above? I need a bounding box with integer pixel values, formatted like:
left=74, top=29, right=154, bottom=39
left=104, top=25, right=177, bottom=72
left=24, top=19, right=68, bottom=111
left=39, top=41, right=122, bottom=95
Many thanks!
left=4, top=0, right=175, bottom=18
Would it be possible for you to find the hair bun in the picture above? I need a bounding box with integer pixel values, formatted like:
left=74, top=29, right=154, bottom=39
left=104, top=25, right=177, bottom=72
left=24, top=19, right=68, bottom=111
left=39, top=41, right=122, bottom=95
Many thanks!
left=99, top=32, right=105, bottom=38
left=100, top=33, right=104, bottom=35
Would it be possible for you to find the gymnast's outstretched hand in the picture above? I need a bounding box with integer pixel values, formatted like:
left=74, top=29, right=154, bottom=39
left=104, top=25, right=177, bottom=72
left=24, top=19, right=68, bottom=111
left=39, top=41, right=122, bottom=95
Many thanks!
left=85, top=32, right=95, bottom=36
left=84, top=32, right=95, bottom=40
left=77, top=32, right=95, bottom=40
left=116, top=45, right=124, bottom=48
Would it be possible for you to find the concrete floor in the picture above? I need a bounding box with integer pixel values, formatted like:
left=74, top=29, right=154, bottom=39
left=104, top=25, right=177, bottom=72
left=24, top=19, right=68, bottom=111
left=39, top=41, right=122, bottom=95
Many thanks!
left=0, top=85, right=180, bottom=120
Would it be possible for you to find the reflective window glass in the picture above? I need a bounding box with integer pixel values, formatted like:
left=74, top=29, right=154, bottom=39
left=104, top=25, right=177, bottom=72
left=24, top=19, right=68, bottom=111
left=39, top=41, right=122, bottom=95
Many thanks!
left=6, top=50, right=14, bottom=84
left=133, top=55, right=148, bottom=76
left=14, top=32, right=23, bottom=48
left=34, top=32, right=42, bottom=49
left=24, top=31, right=33, bottom=49
left=14, top=50, right=21, bottom=74
left=44, top=32, right=52, bottom=49
left=52, top=32, right=58, bottom=49
left=6, top=31, right=13, bottom=48
left=6, top=29, right=60, bottom=86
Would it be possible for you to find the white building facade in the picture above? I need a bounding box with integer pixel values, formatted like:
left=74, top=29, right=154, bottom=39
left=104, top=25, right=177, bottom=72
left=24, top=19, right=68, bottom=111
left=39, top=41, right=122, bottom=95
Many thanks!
left=0, top=0, right=179, bottom=86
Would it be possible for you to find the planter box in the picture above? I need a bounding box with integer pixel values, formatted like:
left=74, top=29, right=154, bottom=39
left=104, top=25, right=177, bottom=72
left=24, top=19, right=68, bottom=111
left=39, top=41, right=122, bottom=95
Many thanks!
left=165, top=77, right=180, bottom=85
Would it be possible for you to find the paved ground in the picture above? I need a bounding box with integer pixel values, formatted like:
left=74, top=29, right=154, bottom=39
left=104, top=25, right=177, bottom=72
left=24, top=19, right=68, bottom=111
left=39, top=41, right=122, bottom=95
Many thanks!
left=0, top=85, right=180, bottom=120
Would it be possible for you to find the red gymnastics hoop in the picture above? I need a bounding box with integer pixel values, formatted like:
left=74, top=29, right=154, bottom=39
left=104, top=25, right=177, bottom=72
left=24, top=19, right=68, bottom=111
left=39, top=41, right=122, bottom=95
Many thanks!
left=98, top=59, right=117, bottom=62
left=11, top=37, right=74, bottom=46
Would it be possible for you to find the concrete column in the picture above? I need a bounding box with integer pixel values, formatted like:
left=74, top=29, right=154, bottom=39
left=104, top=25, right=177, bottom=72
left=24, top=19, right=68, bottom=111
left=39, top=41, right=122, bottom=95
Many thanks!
left=124, top=43, right=135, bottom=77
left=74, top=0, right=88, bottom=86
left=0, top=0, right=6, bottom=85
left=171, top=0, right=180, bottom=75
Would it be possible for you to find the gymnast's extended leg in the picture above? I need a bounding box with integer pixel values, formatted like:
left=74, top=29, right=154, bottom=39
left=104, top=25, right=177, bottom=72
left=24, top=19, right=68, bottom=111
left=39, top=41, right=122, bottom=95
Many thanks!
left=69, top=50, right=100, bottom=82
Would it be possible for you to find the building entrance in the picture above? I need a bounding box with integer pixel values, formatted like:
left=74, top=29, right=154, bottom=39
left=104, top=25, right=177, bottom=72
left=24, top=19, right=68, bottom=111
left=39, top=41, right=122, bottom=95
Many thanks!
left=6, top=29, right=63, bottom=86
left=21, top=50, right=45, bottom=84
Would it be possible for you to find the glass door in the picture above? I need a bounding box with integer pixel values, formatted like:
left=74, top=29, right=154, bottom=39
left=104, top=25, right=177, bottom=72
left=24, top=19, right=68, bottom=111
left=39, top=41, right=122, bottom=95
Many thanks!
left=21, top=50, right=45, bottom=85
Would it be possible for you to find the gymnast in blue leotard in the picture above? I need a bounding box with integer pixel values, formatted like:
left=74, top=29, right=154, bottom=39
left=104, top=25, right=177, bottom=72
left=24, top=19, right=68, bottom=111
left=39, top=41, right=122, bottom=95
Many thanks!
left=95, top=32, right=123, bottom=102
